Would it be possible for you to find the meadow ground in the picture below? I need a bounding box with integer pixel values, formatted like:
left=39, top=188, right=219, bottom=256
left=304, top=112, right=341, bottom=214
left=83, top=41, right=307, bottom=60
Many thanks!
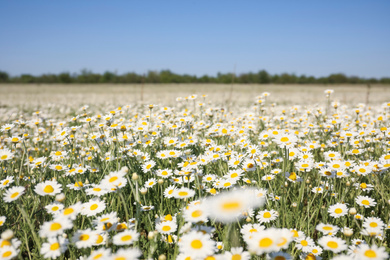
left=0, top=84, right=389, bottom=108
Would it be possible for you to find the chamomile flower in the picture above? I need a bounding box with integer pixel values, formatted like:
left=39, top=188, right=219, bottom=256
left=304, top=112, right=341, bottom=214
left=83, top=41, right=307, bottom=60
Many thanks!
left=0, top=148, right=14, bottom=162
left=316, top=223, right=339, bottom=235
left=0, top=216, right=6, bottom=227
left=163, top=185, right=177, bottom=198
left=142, top=160, right=156, bottom=173
left=87, top=248, right=111, bottom=260
left=205, top=188, right=265, bottom=223
left=0, top=246, right=18, bottom=260
left=363, top=217, right=385, bottom=231
left=35, top=180, right=62, bottom=196
left=183, top=203, right=209, bottom=223
left=45, top=202, right=64, bottom=215
left=295, top=236, right=315, bottom=252
left=355, top=196, right=377, bottom=208
left=39, top=217, right=73, bottom=238
left=59, top=202, right=82, bottom=220
left=173, top=187, right=195, bottom=199
left=156, top=221, right=177, bottom=235
left=246, top=228, right=282, bottom=255
left=223, top=247, right=250, bottom=260
left=81, top=198, right=106, bottom=217
left=328, top=203, right=348, bottom=218
left=40, top=236, right=69, bottom=259
left=355, top=244, right=388, bottom=260
left=318, top=236, right=347, bottom=253
left=0, top=177, right=14, bottom=189
left=256, top=210, right=278, bottom=224
left=3, top=186, right=25, bottom=203
left=72, top=229, right=97, bottom=248
left=156, top=169, right=173, bottom=178
left=110, top=248, right=142, bottom=260
left=178, top=231, right=215, bottom=259
left=112, top=230, right=139, bottom=246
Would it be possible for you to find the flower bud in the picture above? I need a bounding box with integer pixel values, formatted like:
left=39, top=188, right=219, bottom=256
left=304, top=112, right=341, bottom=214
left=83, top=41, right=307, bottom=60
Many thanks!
left=132, top=173, right=139, bottom=181
left=349, top=208, right=357, bottom=215
left=1, top=229, right=14, bottom=240
left=343, top=227, right=353, bottom=237
left=158, top=255, right=167, bottom=260
left=121, top=166, right=129, bottom=173
left=346, top=181, right=351, bottom=187
left=140, top=188, right=147, bottom=195
left=158, top=179, right=164, bottom=185
left=148, top=231, right=155, bottom=240
left=55, top=193, right=66, bottom=202
left=246, top=217, right=251, bottom=222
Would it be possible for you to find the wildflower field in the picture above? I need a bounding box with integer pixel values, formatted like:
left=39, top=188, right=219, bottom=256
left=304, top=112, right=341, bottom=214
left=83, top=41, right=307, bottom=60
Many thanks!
left=0, top=88, right=390, bottom=260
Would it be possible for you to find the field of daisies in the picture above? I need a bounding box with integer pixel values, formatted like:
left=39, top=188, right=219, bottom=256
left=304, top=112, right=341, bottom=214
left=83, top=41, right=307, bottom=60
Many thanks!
left=0, top=90, right=389, bottom=260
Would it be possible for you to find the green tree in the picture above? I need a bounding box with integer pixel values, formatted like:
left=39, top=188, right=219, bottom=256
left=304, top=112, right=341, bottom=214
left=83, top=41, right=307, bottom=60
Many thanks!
left=0, top=71, right=9, bottom=83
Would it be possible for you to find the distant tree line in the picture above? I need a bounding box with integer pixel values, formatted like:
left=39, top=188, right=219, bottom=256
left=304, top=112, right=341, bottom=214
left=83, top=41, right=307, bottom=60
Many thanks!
left=0, top=69, right=389, bottom=84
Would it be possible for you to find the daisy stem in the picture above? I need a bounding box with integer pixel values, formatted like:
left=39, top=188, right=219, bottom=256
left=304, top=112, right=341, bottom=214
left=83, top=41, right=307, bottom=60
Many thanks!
left=119, top=191, right=130, bottom=222
left=18, top=205, right=41, bottom=253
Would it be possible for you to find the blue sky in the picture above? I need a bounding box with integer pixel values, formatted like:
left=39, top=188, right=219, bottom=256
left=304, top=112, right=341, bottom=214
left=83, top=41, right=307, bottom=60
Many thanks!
left=1, top=0, right=389, bottom=78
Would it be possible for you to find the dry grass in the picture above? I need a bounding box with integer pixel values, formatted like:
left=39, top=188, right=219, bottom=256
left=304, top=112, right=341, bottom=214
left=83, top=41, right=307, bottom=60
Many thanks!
left=0, top=84, right=389, bottom=108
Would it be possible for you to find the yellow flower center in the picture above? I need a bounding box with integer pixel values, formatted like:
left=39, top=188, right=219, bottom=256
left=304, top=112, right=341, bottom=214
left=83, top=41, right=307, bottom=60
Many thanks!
left=301, top=240, right=308, bottom=246
left=369, top=222, right=378, bottom=228
left=95, top=235, right=104, bottom=245
left=2, top=251, right=12, bottom=258
left=178, top=191, right=188, bottom=197
left=259, top=237, right=273, bottom=248
left=191, top=239, right=203, bottom=249
left=80, top=234, right=89, bottom=241
left=192, top=210, right=202, bottom=218
left=327, top=241, right=338, bottom=249
left=232, top=255, right=242, bottom=260
left=121, top=235, right=132, bottom=241
left=50, top=223, right=62, bottom=231
left=43, top=185, right=54, bottom=193
left=221, top=201, right=241, bottom=211
left=10, top=192, right=19, bottom=199
left=364, top=249, right=377, bottom=258
left=162, top=226, right=171, bottom=232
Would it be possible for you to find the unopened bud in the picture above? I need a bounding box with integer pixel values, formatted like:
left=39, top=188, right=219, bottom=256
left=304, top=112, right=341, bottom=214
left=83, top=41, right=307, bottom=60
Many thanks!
left=343, top=227, right=353, bottom=237
left=140, top=188, right=147, bottom=195
left=121, top=166, right=129, bottom=173
left=158, top=255, right=167, bottom=260
left=349, top=208, right=357, bottom=215
left=132, top=173, right=139, bottom=180
left=292, top=202, right=297, bottom=208
left=55, top=193, right=66, bottom=202
left=158, top=179, right=164, bottom=185
left=148, top=231, right=155, bottom=240
left=246, top=217, right=251, bottom=222
left=346, top=181, right=351, bottom=187
left=1, top=229, right=14, bottom=240
left=306, top=179, right=310, bottom=184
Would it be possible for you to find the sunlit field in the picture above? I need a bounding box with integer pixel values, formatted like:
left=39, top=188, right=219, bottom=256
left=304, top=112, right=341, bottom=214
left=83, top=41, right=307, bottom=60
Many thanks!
left=1, top=84, right=390, bottom=107
left=0, top=86, right=390, bottom=260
